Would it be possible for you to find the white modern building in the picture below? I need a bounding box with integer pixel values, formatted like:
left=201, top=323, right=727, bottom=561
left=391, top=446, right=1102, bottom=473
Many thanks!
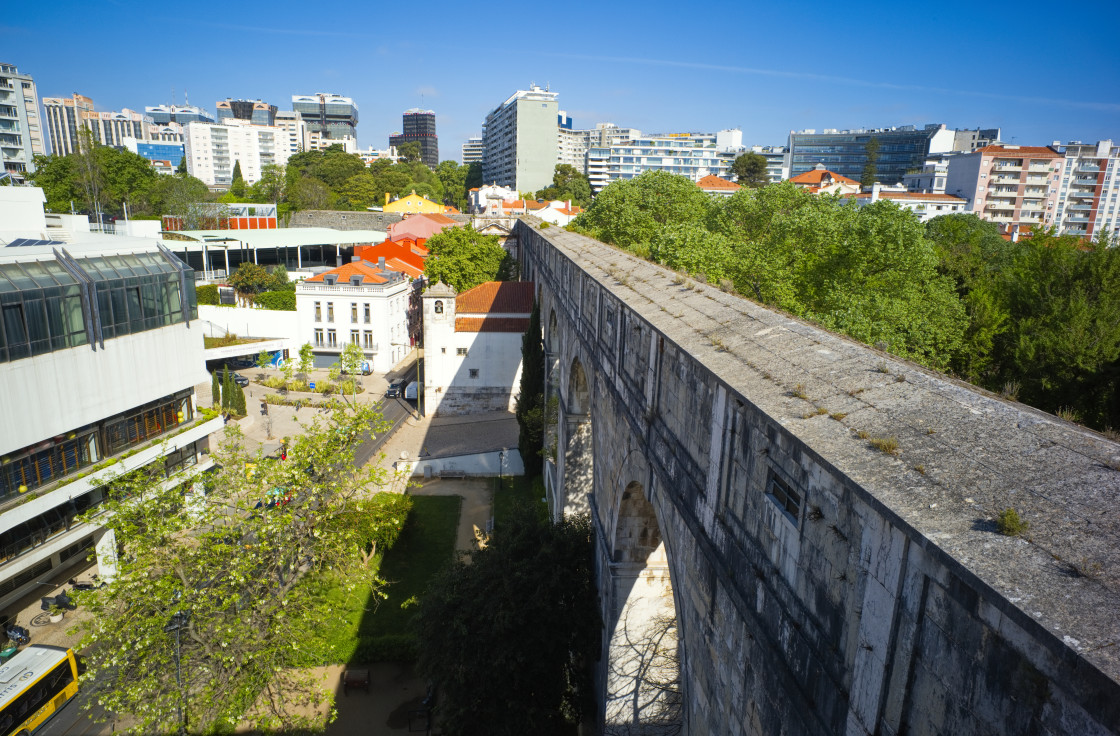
left=0, top=187, right=217, bottom=617
left=306, top=129, right=357, bottom=153
left=421, top=280, right=534, bottom=416
left=602, top=131, right=744, bottom=186
left=843, top=184, right=968, bottom=222
left=468, top=183, right=518, bottom=214
left=743, top=145, right=790, bottom=183
left=295, top=260, right=412, bottom=374
left=482, top=85, right=560, bottom=193
left=274, top=110, right=307, bottom=156
left=1053, top=140, right=1120, bottom=239
left=904, top=155, right=953, bottom=194
left=292, top=93, right=358, bottom=146
left=0, top=63, right=45, bottom=180
left=461, top=136, right=483, bottom=165
left=183, top=119, right=290, bottom=187
left=45, top=95, right=184, bottom=155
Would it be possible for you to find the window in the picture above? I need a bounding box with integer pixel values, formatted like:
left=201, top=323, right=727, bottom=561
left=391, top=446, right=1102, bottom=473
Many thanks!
left=456, top=347, right=467, bottom=356
left=363, top=330, right=374, bottom=349
left=364, top=304, right=371, bottom=323
left=434, top=300, right=443, bottom=314
left=469, top=369, right=479, bottom=378
left=314, top=301, right=321, bottom=321
left=327, top=302, right=334, bottom=322
left=441, top=347, right=446, bottom=354
left=766, top=472, right=801, bottom=523
left=327, top=329, right=337, bottom=348
left=314, top=329, right=323, bottom=346
left=351, top=303, right=358, bottom=322
left=350, top=329, right=359, bottom=344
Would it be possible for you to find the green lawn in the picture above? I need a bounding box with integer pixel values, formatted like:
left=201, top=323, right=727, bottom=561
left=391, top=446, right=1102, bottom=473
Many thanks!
left=494, top=475, right=547, bottom=527
left=308, top=494, right=462, bottom=664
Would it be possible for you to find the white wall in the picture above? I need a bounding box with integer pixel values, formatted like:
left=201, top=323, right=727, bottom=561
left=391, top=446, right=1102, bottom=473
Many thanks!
left=398, top=449, right=525, bottom=478
left=295, top=280, right=410, bottom=374
left=198, top=304, right=301, bottom=348
left=0, top=322, right=208, bottom=456
left=0, top=186, right=46, bottom=233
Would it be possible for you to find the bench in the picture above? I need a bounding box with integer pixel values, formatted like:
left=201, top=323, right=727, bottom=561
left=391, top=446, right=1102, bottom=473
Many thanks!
left=341, top=668, right=369, bottom=696
left=438, top=468, right=465, bottom=479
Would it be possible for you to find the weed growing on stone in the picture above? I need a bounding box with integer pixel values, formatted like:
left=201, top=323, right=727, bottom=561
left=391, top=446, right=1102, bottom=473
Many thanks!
left=807, top=506, right=824, bottom=521
left=1056, top=406, right=1080, bottom=423
left=791, top=384, right=809, bottom=400
left=848, top=388, right=865, bottom=397
left=875, top=362, right=891, bottom=374
left=869, top=436, right=901, bottom=456
left=895, top=374, right=906, bottom=383
left=1001, top=381, right=1021, bottom=401
left=996, top=507, right=1030, bottom=536
left=802, top=407, right=827, bottom=419
left=926, top=428, right=936, bottom=435
left=913, top=464, right=926, bottom=475
left=856, top=430, right=870, bottom=440
left=672, top=274, right=686, bottom=285
left=829, top=412, right=847, bottom=421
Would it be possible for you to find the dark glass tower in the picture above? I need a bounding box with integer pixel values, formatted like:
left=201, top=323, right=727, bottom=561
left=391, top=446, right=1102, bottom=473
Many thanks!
left=389, top=108, right=438, bottom=168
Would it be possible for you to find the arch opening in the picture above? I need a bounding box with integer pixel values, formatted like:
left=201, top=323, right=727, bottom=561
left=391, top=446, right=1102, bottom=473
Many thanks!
left=559, top=356, right=594, bottom=518
left=604, top=481, right=681, bottom=735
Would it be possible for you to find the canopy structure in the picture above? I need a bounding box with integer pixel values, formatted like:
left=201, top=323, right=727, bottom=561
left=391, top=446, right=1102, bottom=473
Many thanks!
left=163, top=227, right=387, bottom=278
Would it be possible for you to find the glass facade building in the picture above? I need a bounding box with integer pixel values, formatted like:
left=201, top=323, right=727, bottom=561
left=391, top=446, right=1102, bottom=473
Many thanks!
left=145, top=104, right=214, bottom=125
left=292, top=93, right=358, bottom=144
left=132, top=141, right=185, bottom=168
left=215, top=99, right=277, bottom=127
left=389, top=108, right=438, bottom=168
left=788, top=125, right=956, bottom=185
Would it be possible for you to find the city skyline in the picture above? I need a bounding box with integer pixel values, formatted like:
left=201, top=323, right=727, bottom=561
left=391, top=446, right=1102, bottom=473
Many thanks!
left=7, top=0, right=1119, bottom=161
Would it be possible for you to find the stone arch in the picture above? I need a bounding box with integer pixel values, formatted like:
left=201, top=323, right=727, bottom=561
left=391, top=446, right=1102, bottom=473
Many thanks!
left=568, top=356, right=590, bottom=415
left=604, top=480, right=681, bottom=734
left=547, top=308, right=559, bottom=353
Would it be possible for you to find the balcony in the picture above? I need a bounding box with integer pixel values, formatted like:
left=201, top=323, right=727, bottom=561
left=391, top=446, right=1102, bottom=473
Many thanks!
left=992, top=164, right=1022, bottom=172
left=1075, top=177, right=1098, bottom=185
left=1077, top=164, right=1101, bottom=173
left=1069, top=189, right=1096, bottom=198
left=1065, top=216, right=1090, bottom=223
left=991, top=176, right=1021, bottom=185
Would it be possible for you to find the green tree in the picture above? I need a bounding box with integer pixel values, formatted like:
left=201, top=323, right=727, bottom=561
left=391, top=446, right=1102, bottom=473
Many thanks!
left=234, top=380, right=246, bottom=415
left=297, top=342, right=315, bottom=381
left=415, top=506, right=599, bottom=734
left=74, top=403, right=398, bottom=735
left=195, top=284, right=219, bottom=306
left=249, top=164, right=285, bottom=203
left=256, top=348, right=272, bottom=378
left=229, top=262, right=274, bottom=303
left=860, top=137, right=881, bottom=188
left=464, top=161, right=483, bottom=191
left=256, top=291, right=296, bottom=311
left=397, top=141, right=422, bottom=164
left=211, top=369, right=221, bottom=408
left=221, top=366, right=234, bottom=411
left=574, top=170, right=714, bottom=255
left=435, top=160, right=469, bottom=211
left=535, top=164, right=593, bottom=209
left=288, top=175, right=331, bottom=211
left=28, top=154, right=82, bottom=213
left=230, top=160, right=246, bottom=198
left=148, top=174, right=212, bottom=224
left=335, top=171, right=380, bottom=211
left=176, top=156, right=187, bottom=175
left=337, top=342, right=367, bottom=400
left=424, top=225, right=513, bottom=292
left=516, top=302, right=544, bottom=477
left=730, top=152, right=770, bottom=188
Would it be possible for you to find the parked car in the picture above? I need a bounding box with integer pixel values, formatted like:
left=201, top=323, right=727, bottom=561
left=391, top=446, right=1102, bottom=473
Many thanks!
left=385, top=381, right=404, bottom=398
left=232, top=373, right=249, bottom=387
left=404, top=381, right=418, bottom=400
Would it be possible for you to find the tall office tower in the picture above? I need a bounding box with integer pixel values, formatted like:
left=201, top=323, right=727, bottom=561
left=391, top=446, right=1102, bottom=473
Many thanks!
left=0, top=63, right=45, bottom=179
left=146, top=104, right=214, bottom=125
left=183, top=119, right=289, bottom=187
left=215, top=99, right=277, bottom=127
left=291, top=93, right=358, bottom=146
left=80, top=109, right=155, bottom=148
left=274, top=110, right=307, bottom=156
left=388, top=108, right=438, bottom=168
left=788, top=124, right=967, bottom=185
left=1053, top=140, right=1120, bottom=240
left=461, top=136, right=483, bottom=165
left=0, top=188, right=214, bottom=616
left=482, top=85, right=559, bottom=193
left=43, top=94, right=95, bottom=156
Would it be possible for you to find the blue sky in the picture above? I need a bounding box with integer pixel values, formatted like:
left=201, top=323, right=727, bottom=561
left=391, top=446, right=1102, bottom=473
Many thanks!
left=8, top=0, right=1119, bottom=161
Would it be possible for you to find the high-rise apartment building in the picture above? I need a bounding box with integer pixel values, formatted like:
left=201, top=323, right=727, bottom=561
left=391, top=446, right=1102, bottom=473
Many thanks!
left=953, top=127, right=1002, bottom=153
left=1053, top=140, right=1120, bottom=239
left=183, top=119, right=289, bottom=187
left=944, top=144, right=1065, bottom=236
left=0, top=63, right=45, bottom=180
left=600, top=131, right=743, bottom=187
left=461, top=136, right=483, bottom=164
left=482, top=85, right=559, bottom=193
left=389, top=108, right=438, bottom=168
left=146, top=104, right=214, bottom=125
left=291, top=93, right=358, bottom=146
left=788, top=124, right=963, bottom=185
left=274, top=110, right=307, bottom=156
left=79, top=109, right=155, bottom=148
left=215, top=99, right=277, bottom=127
left=43, top=94, right=95, bottom=156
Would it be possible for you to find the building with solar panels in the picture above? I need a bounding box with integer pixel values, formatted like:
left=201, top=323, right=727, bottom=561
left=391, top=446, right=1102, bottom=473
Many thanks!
left=0, top=186, right=218, bottom=617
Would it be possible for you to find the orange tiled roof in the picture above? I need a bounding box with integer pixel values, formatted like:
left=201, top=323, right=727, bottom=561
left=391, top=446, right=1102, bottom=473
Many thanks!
left=977, top=145, right=1061, bottom=157
left=443, top=205, right=461, bottom=214
left=790, top=168, right=860, bottom=185
left=384, top=257, right=423, bottom=278
left=697, top=175, right=741, bottom=190
left=455, top=317, right=531, bottom=333
left=306, top=261, right=394, bottom=284
left=502, top=199, right=547, bottom=210
left=456, top=281, right=535, bottom=315
left=410, top=213, right=457, bottom=225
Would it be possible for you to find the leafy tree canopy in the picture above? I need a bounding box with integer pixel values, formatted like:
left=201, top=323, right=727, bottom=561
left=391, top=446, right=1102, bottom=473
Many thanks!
left=229, top=262, right=274, bottom=298
left=730, top=152, right=770, bottom=188
left=535, top=164, right=593, bottom=209
left=423, top=225, right=513, bottom=292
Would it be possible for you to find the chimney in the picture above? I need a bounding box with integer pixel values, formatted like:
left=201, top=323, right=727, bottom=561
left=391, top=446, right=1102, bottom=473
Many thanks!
left=871, top=182, right=881, bottom=202
left=378, top=256, right=386, bottom=269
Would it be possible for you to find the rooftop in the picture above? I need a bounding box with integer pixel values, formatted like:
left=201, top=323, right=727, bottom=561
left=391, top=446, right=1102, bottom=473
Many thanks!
left=456, top=281, right=535, bottom=315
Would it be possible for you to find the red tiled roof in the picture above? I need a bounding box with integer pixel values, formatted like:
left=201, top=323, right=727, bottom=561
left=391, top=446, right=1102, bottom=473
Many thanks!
left=790, top=168, right=860, bottom=185
left=456, top=281, right=535, bottom=315
left=977, top=145, right=1061, bottom=157
left=502, top=199, right=547, bottom=210
left=384, top=257, right=423, bottom=278
left=306, top=261, right=393, bottom=284
left=455, top=317, right=531, bottom=333
left=696, top=175, right=741, bottom=190
left=409, top=213, right=457, bottom=225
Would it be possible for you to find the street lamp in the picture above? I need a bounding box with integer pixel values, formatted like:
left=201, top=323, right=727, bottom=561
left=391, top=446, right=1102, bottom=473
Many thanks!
left=498, top=448, right=506, bottom=489
left=163, top=609, right=191, bottom=736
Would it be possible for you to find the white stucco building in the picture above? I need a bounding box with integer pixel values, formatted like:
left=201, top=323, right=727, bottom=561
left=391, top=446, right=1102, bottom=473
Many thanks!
left=421, top=281, right=534, bottom=416
left=295, top=260, right=412, bottom=374
left=843, top=184, right=968, bottom=222
left=183, top=119, right=290, bottom=187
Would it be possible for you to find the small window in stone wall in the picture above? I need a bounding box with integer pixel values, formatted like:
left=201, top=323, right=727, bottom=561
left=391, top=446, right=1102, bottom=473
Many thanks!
left=766, top=472, right=801, bottom=524
left=469, top=368, right=479, bottom=378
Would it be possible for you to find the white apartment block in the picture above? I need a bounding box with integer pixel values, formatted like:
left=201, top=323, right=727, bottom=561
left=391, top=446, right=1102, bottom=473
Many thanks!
left=845, top=184, right=968, bottom=222
left=1054, top=140, right=1120, bottom=240
left=945, top=145, right=1065, bottom=236
left=904, top=156, right=952, bottom=194
left=184, top=119, right=290, bottom=187
left=558, top=127, right=588, bottom=173
left=744, top=145, right=790, bottom=183
left=0, top=187, right=216, bottom=616
left=45, top=95, right=184, bottom=155
left=461, top=136, right=483, bottom=164
left=603, top=131, right=742, bottom=186
left=482, top=85, right=559, bottom=193
left=274, top=110, right=307, bottom=155
left=306, top=129, right=356, bottom=153
left=295, top=260, right=412, bottom=375
left=0, top=63, right=45, bottom=180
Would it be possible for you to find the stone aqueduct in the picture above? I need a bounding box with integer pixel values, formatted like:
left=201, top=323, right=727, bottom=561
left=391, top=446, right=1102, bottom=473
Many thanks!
left=514, top=219, right=1120, bottom=735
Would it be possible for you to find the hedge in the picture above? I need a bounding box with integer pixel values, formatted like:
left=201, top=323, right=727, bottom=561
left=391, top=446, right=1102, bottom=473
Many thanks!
left=196, top=284, right=219, bottom=305
left=255, top=290, right=296, bottom=311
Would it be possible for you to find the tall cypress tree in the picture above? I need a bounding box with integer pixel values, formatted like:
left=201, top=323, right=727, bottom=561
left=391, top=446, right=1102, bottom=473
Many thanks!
left=516, top=301, right=544, bottom=477
left=222, top=367, right=233, bottom=411
left=211, top=370, right=221, bottom=408
left=861, top=137, right=881, bottom=189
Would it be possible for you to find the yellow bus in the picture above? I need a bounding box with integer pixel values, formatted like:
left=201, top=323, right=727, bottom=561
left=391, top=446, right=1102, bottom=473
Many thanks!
left=0, top=645, right=79, bottom=736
